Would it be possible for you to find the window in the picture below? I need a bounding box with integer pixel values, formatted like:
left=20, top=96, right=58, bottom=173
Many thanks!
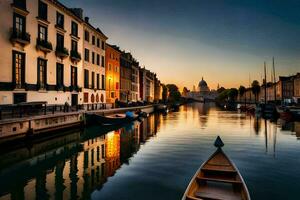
left=38, top=24, right=47, bottom=41
left=37, top=58, right=47, bottom=89
left=71, top=21, right=78, bottom=37
left=116, top=82, right=119, bottom=90
left=13, top=0, right=27, bottom=10
left=101, top=56, right=104, bottom=67
left=56, top=63, right=64, bottom=87
left=101, top=41, right=105, bottom=50
left=97, top=38, right=100, bottom=47
left=84, top=92, right=88, bottom=103
left=84, top=69, right=89, bottom=88
left=13, top=13, right=25, bottom=35
left=71, top=66, right=77, bottom=86
left=84, top=48, right=89, bottom=62
left=111, top=92, right=115, bottom=98
left=101, top=74, right=105, bottom=90
left=97, top=74, right=100, bottom=89
left=38, top=0, right=48, bottom=21
left=92, top=35, right=95, bottom=45
left=96, top=54, right=100, bottom=65
left=92, top=52, right=95, bottom=64
left=13, top=51, right=25, bottom=89
left=71, top=40, right=77, bottom=52
left=56, top=33, right=64, bottom=49
left=56, top=12, right=64, bottom=29
left=85, top=30, right=89, bottom=42
left=108, top=64, right=112, bottom=71
left=92, top=72, right=95, bottom=89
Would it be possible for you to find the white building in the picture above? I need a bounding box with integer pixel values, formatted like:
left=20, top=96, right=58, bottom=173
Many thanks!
left=187, top=77, right=218, bottom=101
left=82, top=16, right=107, bottom=106
left=0, top=0, right=84, bottom=105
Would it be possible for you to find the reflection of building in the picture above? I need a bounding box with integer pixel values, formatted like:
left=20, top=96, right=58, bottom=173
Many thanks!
left=105, top=131, right=120, bottom=177
left=0, top=113, right=164, bottom=200
left=187, top=77, right=217, bottom=101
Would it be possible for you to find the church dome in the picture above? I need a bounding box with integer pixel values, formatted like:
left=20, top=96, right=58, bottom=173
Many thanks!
left=198, top=77, right=208, bottom=88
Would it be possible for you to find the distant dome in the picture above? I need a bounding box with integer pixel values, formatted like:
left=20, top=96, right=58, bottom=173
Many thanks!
left=198, top=77, right=208, bottom=88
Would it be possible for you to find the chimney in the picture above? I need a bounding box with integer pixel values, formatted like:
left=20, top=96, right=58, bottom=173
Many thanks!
left=71, top=8, right=83, bottom=19
left=84, top=17, right=89, bottom=23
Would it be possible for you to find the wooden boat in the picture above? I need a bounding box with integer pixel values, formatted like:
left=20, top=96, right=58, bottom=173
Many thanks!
left=182, top=136, right=250, bottom=200
left=86, top=113, right=139, bottom=126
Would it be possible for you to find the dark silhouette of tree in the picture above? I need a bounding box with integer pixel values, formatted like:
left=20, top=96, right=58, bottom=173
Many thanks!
left=217, top=87, right=226, bottom=93
left=251, top=80, right=260, bottom=103
left=166, top=84, right=181, bottom=103
left=162, top=84, right=168, bottom=103
left=228, top=88, right=238, bottom=101
left=238, top=85, right=246, bottom=104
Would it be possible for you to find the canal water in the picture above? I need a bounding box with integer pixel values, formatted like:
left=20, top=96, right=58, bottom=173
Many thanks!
left=0, top=102, right=299, bottom=200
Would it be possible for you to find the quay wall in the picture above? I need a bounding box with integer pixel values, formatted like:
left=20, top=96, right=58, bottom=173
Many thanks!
left=0, top=105, right=155, bottom=143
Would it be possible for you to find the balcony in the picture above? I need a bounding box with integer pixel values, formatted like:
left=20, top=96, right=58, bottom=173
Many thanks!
left=36, top=38, right=53, bottom=53
left=70, top=50, right=81, bottom=62
left=10, top=28, right=30, bottom=46
left=55, top=46, right=69, bottom=59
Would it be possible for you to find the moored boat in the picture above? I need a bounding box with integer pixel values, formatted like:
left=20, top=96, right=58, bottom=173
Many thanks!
left=86, top=112, right=139, bottom=126
left=182, top=136, right=250, bottom=200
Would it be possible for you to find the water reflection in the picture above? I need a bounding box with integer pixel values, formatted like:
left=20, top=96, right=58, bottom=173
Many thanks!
left=0, top=103, right=300, bottom=200
left=0, top=113, right=160, bottom=200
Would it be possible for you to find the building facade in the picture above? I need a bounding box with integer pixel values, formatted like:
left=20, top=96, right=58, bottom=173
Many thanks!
left=278, top=76, right=294, bottom=104
left=120, top=53, right=132, bottom=103
left=131, top=59, right=140, bottom=102
left=0, top=0, right=84, bottom=105
left=82, top=16, right=107, bottom=105
left=105, top=44, right=121, bottom=104
left=293, top=73, right=300, bottom=104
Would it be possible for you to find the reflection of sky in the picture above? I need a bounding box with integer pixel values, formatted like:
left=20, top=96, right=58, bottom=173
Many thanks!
left=93, top=103, right=300, bottom=200
left=63, top=0, right=300, bottom=89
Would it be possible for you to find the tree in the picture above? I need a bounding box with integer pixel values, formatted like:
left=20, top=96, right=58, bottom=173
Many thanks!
left=238, top=85, right=246, bottom=104
left=216, top=89, right=229, bottom=101
left=227, top=88, right=238, bottom=101
left=162, top=84, right=168, bottom=103
left=251, top=80, right=260, bottom=103
left=217, top=87, right=226, bottom=93
left=166, top=84, right=181, bottom=103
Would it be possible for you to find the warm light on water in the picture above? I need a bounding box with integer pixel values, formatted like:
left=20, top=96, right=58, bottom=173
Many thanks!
left=0, top=103, right=299, bottom=200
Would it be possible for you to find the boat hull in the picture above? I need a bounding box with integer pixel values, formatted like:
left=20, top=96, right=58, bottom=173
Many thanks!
left=86, top=113, right=138, bottom=126
left=182, top=149, right=250, bottom=200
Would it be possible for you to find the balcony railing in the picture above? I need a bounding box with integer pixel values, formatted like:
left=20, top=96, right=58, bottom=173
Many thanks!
left=36, top=38, right=53, bottom=53
left=55, top=46, right=69, bottom=58
left=10, top=28, right=30, bottom=45
left=70, top=50, right=81, bottom=62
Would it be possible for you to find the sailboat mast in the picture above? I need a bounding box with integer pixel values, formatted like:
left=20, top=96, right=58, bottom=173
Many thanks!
left=264, top=62, right=267, bottom=105
left=273, top=57, right=276, bottom=103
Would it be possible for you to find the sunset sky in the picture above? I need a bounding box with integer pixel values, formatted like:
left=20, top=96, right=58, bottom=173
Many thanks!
left=64, top=0, right=300, bottom=90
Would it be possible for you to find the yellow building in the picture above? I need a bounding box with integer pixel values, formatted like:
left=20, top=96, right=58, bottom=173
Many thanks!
left=105, top=44, right=121, bottom=104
